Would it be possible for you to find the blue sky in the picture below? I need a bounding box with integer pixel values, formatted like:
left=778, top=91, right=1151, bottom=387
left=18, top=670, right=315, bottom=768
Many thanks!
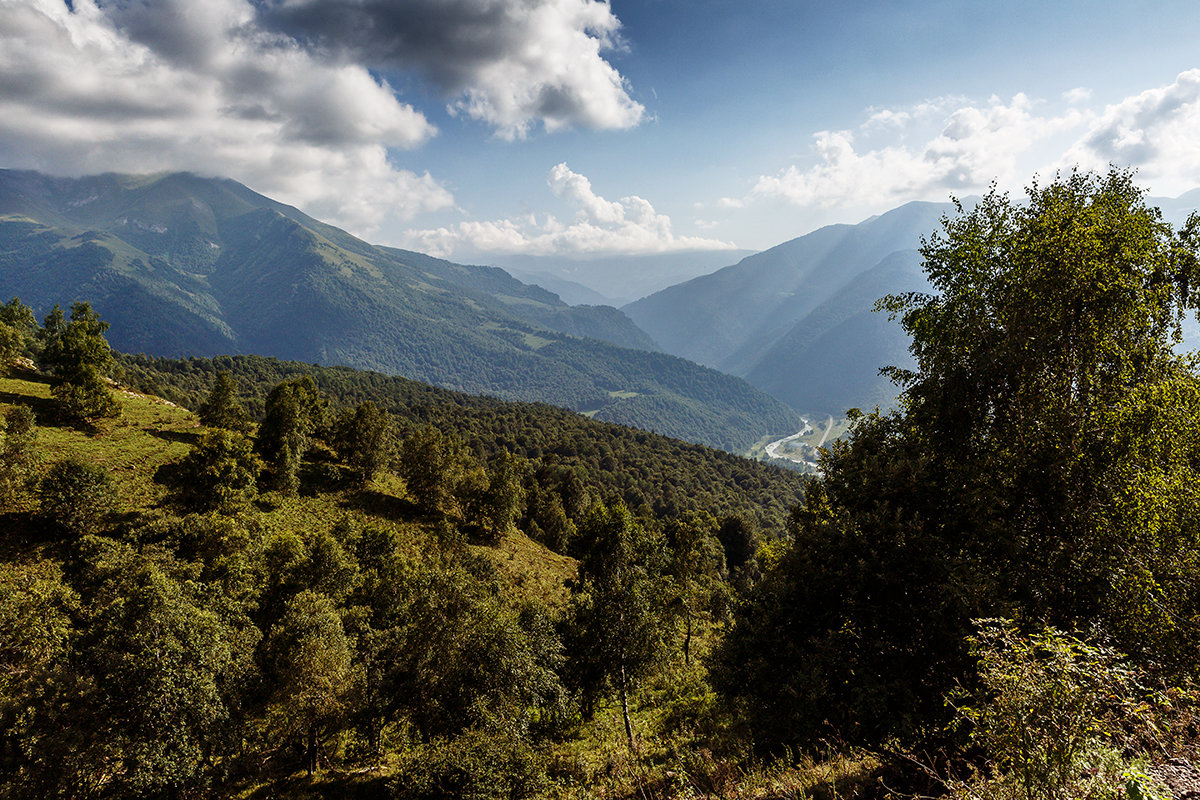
left=3, top=0, right=1200, bottom=261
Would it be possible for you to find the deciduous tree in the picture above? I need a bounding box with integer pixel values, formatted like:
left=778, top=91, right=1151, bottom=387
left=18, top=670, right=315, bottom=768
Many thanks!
left=38, top=302, right=120, bottom=422
left=714, top=168, right=1200, bottom=752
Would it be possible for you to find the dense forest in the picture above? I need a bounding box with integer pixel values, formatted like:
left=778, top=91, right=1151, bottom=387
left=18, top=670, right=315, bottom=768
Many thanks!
left=4, top=168, right=1200, bottom=800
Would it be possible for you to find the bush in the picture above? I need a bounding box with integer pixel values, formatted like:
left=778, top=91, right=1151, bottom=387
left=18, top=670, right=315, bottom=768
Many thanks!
left=39, top=458, right=112, bottom=535
left=168, top=430, right=261, bottom=513
left=390, top=729, right=546, bottom=800
left=945, top=620, right=1168, bottom=800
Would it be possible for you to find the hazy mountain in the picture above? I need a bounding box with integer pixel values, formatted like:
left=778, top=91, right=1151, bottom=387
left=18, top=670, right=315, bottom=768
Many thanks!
left=623, top=201, right=953, bottom=414
left=741, top=250, right=925, bottom=413
left=628, top=189, right=1200, bottom=416
left=0, top=169, right=799, bottom=451
left=502, top=268, right=617, bottom=306
left=488, top=249, right=757, bottom=306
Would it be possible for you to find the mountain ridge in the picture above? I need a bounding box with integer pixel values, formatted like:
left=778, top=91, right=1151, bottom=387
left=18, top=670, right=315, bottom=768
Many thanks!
left=0, top=169, right=798, bottom=452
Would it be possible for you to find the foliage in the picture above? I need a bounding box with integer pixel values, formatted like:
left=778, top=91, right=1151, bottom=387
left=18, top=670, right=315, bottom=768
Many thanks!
left=39, top=302, right=120, bottom=422
left=563, top=503, right=668, bottom=746
left=0, top=562, right=79, bottom=798
left=0, top=297, right=36, bottom=371
left=38, top=457, right=113, bottom=536
left=117, top=351, right=806, bottom=541
left=265, top=590, right=356, bottom=775
left=396, top=424, right=482, bottom=521
left=468, top=451, right=527, bottom=543
left=944, top=620, right=1166, bottom=800
left=169, top=429, right=261, bottom=512
left=713, top=169, right=1200, bottom=752
left=70, top=540, right=252, bottom=798
left=333, top=401, right=394, bottom=485
left=664, top=511, right=728, bottom=666
left=0, top=405, right=38, bottom=508
left=197, top=370, right=252, bottom=433
left=257, top=376, right=326, bottom=494
left=390, top=728, right=547, bottom=800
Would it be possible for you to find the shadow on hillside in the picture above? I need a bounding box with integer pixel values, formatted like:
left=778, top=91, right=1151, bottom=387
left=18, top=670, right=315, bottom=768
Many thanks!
left=341, top=489, right=417, bottom=521
left=0, top=391, right=59, bottom=425
left=147, top=428, right=202, bottom=445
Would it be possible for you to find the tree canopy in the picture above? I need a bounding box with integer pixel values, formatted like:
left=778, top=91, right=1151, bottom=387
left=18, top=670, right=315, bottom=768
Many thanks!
left=714, top=168, right=1200, bottom=752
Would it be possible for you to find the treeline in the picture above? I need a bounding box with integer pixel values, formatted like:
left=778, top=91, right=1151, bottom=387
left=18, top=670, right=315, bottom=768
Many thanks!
left=116, top=350, right=805, bottom=544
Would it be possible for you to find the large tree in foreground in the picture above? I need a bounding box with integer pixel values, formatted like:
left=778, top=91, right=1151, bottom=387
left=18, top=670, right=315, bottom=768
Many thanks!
left=39, top=302, right=120, bottom=422
left=713, top=169, right=1200, bottom=751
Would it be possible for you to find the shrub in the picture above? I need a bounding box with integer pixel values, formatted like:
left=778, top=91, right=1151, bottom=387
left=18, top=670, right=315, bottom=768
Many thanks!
left=945, top=620, right=1167, bottom=800
left=390, top=729, right=546, bottom=800
left=39, top=458, right=112, bottom=535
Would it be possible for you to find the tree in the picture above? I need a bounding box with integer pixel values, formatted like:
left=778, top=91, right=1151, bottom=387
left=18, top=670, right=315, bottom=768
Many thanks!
left=469, top=453, right=526, bottom=542
left=169, top=430, right=261, bottom=513
left=0, top=406, right=38, bottom=509
left=38, top=302, right=120, bottom=422
left=397, top=425, right=480, bottom=520
left=39, top=457, right=113, bottom=536
left=197, top=371, right=251, bottom=433
left=333, top=401, right=393, bottom=485
left=257, top=377, right=325, bottom=494
left=0, top=298, right=36, bottom=373
left=562, top=503, right=667, bottom=748
left=713, top=168, right=1200, bottom=752
left=265, top=591, right=354, bottom=775
left=73, top=548, right=248, bottom=798
left=664, top=511, right=727, bottom=666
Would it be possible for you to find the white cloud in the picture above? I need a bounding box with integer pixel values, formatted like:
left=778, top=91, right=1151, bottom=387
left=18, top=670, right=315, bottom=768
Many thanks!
left=0, top=0, right=649, bottom=236
left=740, top=71, right=1200, bottom=216
left=751, top=94, right=1086, bottom=209
left=404, top=163, right=735, bottom=257
left=1064, top=69, right=1200, bottom=195
left=1063, top=87, right=1093, bottom=104
left=258, top=0, right=644, bottom=139
left=0, top=0, right=451, bottom=235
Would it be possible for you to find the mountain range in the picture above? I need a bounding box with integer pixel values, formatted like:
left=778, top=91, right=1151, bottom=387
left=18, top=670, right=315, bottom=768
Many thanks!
left=624, top=201, right=953, bottom=414
left=0, top=169, right=798, bottom=452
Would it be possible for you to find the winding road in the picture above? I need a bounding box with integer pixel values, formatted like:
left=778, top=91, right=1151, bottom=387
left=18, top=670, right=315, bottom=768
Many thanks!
left=765, top=415, right=834, bottom=463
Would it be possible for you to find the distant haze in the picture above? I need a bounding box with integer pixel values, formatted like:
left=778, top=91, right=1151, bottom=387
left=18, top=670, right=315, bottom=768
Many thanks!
left=488, top=249, right=757, bottom=306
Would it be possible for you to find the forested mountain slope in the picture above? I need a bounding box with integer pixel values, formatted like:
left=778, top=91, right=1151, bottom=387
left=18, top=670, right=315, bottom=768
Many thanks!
left=117, top=351, right=806, bottom=535
left=0, top=170, right=797, bottom=451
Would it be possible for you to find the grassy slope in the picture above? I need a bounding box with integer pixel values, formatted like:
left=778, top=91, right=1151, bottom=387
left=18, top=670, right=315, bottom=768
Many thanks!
left=0, top=372, right=874, bottom=799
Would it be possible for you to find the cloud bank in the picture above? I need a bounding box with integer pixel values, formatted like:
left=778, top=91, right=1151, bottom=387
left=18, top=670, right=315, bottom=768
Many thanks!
left=405, top=163, right=735, bottom=257
left=742, top=69, right=1200, bottom=213
left=0, top=0, right=643, bottom=234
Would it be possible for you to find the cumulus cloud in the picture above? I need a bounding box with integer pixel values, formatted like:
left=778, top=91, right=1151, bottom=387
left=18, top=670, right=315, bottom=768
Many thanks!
left=750, top=94, right=1085, bottom=209
left=257, top=0, right=644, bottom=138
left=0, top=0, right=450, bottom=234
left=404, top=163, right=735, bottom=257
left=1064, top=69, right=1200, bottom=193
left=0, top=0, right=644, bottom=235
left=741, top=71, right=1200, bottom=214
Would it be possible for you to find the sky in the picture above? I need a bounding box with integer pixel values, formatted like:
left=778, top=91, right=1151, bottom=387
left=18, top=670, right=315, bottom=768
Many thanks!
left=3, top=0, right=1200, bottom=264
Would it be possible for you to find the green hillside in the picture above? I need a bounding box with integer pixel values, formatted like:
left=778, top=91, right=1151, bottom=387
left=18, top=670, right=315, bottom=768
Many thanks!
left=0, top=333, right=813, bottom=798
left=0, top=170, right=797, bottom=452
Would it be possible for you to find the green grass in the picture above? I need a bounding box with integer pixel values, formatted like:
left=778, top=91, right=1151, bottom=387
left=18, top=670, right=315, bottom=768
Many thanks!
left=0, top=371, right=198, bottom=512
